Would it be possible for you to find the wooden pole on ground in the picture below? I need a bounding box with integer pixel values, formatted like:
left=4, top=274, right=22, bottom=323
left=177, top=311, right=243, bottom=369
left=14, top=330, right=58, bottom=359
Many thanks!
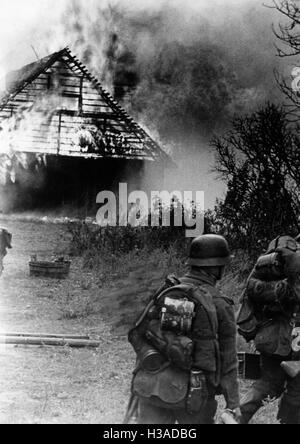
left=0, top=336, right=100, bottom=348
left=0, top=333, right=90, bottom=340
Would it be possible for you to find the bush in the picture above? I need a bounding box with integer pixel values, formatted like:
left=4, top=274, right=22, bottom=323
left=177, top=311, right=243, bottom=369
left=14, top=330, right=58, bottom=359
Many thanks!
left=68, top=222, right=188, bottom=256
left=67, top=222, right=189, bottom=281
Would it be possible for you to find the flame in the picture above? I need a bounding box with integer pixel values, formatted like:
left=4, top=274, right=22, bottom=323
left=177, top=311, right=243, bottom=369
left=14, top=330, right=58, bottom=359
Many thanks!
left=0, top=93, right=63, bottom=186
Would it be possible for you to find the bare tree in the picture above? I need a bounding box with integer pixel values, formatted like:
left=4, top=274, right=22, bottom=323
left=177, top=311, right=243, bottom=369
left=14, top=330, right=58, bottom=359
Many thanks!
left=271, top=1, right=300, bottom=119
left=272, top=1, right=300, bottom=57
left=211, top=103, right=300, bottom=254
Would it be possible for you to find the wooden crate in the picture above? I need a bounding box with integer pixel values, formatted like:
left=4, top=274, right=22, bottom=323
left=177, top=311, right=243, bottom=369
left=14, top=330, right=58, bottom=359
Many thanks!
left=29, top=260, right=71, bottom=279
left=238, top=352, right=261, bottom=380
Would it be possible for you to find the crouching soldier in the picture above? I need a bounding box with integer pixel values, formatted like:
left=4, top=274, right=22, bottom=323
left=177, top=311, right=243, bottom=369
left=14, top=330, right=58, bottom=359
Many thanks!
left=126, top=234, right=241, bottom=424
left=237, top=235, right=300, bottom=424
left=0, top=229, right=12, bottom=276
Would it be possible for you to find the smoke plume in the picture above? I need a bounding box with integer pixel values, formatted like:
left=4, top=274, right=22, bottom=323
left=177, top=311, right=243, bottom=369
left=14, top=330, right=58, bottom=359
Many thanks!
left=0, top=0, right=286, bottom=207
left=48, top=1, right=281, bottom=142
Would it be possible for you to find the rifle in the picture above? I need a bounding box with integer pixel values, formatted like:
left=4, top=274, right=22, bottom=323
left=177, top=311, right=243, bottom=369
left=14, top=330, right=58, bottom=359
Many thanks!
left=123, top=393, right=139, bottom=424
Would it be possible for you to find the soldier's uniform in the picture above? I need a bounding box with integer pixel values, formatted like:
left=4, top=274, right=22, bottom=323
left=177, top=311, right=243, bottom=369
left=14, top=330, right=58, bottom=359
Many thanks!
left=0, top=229, right=12, bottom=276
left=138, top=269, right=240, bottom=424
left=240, top=316, right=300, bottom=424
left=128, top=235, right=240, bottom=424
left=239, top=236, right=300, bottom=424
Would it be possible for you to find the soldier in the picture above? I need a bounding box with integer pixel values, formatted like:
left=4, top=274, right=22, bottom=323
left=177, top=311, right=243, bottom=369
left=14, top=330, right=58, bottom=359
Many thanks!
left=0, top=228, right=12, bottom=276
left=127, top=234, right=241, bottom=424
left=238, top=235, right=300, bottom=424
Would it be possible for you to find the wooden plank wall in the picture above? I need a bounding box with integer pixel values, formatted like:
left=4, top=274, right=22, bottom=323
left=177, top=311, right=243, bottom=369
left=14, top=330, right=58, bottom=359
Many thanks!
left=0, top=56, right=152, bottom=160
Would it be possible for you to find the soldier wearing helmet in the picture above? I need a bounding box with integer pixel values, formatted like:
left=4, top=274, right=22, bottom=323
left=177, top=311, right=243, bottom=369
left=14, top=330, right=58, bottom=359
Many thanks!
left=126, top=234, right=241, bottom=424
left=238, top=235, right=300, bottom=424
left=0, top=229, right=12, bottom=277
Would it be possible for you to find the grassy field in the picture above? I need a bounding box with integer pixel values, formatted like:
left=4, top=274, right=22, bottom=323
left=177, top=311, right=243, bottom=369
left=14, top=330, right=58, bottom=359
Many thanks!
left=0, top=218, right=279, bottom=423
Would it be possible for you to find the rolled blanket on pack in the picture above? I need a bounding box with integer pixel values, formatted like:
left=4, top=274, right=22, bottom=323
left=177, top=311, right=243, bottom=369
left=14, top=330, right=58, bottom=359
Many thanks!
left=247, top=278, right=291, bottom=304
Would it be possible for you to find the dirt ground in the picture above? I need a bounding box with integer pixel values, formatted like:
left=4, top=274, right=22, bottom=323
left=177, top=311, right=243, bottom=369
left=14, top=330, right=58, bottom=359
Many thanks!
left=0, top=219, right=278, bottom=424
left=0, top=219, right=135, bottom=424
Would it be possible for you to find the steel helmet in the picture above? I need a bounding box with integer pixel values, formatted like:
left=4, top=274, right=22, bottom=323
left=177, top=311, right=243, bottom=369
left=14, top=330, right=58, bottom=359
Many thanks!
left=187, top=234, right=232, bottom=267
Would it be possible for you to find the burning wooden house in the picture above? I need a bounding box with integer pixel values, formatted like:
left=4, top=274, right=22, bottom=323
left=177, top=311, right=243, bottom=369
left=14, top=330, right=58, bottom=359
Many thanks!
left=0, top=47, right=169, bottom=211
